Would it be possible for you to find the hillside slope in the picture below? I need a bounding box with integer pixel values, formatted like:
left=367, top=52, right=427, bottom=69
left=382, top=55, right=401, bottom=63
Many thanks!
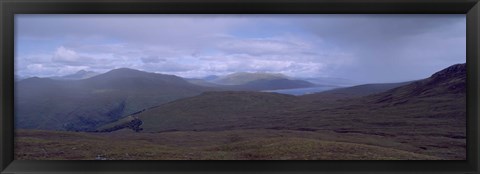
left=131, top=91, right=298, bottom=132
left=15, top=129, right=440, bottom=160
left=101, top=63, right=466, bottom=159
left=300, top=81, right=413, bottom=102
left=15, top=68, right=215, bottom=131
left=115, top=64, right=465, bottom=134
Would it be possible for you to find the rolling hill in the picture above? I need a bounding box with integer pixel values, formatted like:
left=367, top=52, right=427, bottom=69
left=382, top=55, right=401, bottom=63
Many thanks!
left=106, top=64, right=465, bottom=133
left=15, top=68, right=215, bottom=131
left=301, top=77, right=360, bottom=87
left=188, top=78, right=317, bottom=91
left=185, top=78, right=223, bottom=87
left=239, top=78, right=316, bottom=91
left=99, top=91, right=299, bottom=132
left=213, top=72, right=289, bottom=85
left=15, top=63, right=466, bottom=160
left=300, top=81, right=413, bottom=102
left=189, top=72, right=317, bottom=91
left=98, top=63, right=466, bottom=159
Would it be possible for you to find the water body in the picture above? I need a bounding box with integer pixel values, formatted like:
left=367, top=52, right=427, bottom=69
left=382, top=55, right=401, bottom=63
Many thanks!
left=263, top=86, right=339, bottom=96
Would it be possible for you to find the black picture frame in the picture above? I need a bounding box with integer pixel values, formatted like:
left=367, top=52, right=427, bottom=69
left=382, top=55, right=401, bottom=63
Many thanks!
left=1, top=0, right=479, bottom=173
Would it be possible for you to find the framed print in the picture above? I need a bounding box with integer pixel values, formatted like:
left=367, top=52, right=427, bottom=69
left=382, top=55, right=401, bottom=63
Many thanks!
left=1, top=0, right=479, bottom=173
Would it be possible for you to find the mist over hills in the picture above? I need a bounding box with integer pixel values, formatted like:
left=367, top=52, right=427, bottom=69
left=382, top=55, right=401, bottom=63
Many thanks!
left=49, top=70, right=100, bottom=80
left=15, top=75, right=30, bottom=81
left=187, top=72, right=317, bottom=91
left=202, top=75, right=220, bottom=81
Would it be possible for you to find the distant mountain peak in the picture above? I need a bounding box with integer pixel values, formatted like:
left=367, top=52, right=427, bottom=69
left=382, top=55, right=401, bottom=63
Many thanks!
left=229, top=72, right=287, bottom=78
left=99, top=68, right=150, bottom=77
left=25, top=77, right=47, bottom=81
left=77, top=69, right=88, bottom=73
left=430, top=63, right=466, bottom=80
left=214, top=72, right=290, bottom=85
left=47, top=69, right=99, bottom=80
left=202, top=75, right=220, bottom=81
left=89, top=68, right=144, bottom=80
left=108, top=68, right=142, bottom=73
left=73, top=69, right=96, bottom=75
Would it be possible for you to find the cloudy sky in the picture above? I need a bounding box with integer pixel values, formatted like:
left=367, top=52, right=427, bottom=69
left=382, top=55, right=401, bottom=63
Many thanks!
left=15, top=14, right=465, bottom=83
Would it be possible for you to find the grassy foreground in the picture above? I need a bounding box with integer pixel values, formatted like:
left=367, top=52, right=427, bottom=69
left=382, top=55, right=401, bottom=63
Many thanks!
left=15, top=129, right=443, bottom=160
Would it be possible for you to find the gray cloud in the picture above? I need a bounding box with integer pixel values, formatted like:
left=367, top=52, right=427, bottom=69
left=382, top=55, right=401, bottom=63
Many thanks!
left=298, top=14, right=466, bottom=82
left=140, top=56, right=166, bottom=64
left=15, top=14, right=465, bottom=83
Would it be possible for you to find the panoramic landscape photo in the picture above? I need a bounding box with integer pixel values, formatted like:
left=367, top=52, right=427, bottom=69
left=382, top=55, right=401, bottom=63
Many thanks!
left=14, top=14, right=466, bottom=160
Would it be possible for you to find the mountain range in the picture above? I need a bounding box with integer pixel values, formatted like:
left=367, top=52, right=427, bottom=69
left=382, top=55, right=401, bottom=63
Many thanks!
left=15, top=68, right=214, bottom=131
left=16, top=63, right=465, bottom=138
left=49, top=70, right=100, bottom=80
left=212, top=72, right=289, bottom=85
left=99, top=64, right=465, bottom=141
left=92, top=63, right=466, bottom=160
left=187, top=72, right=317, bottom=91
left=15, top=69, right=331, bottom=131
left=15, top=63, right=466, bottom=160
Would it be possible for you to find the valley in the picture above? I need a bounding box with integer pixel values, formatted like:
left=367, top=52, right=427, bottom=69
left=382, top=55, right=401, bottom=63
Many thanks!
left=14, top=63, right=466, bottom=160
